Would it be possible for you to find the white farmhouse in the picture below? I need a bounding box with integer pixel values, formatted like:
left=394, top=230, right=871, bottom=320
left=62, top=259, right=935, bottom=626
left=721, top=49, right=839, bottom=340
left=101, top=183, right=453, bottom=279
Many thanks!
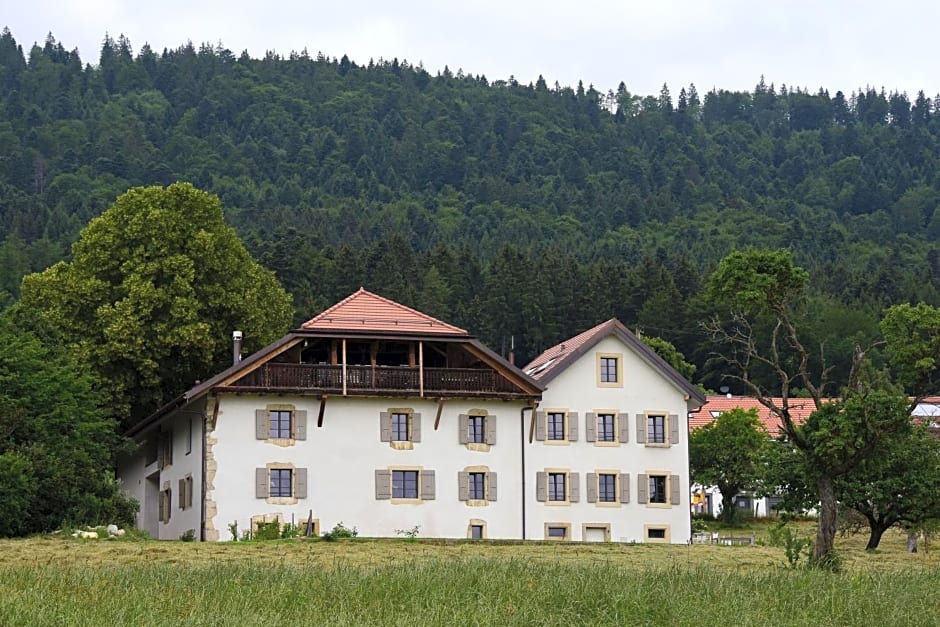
left=522, top=320, right=705, bottom=543
left=118, top=290, right=703, bottom=543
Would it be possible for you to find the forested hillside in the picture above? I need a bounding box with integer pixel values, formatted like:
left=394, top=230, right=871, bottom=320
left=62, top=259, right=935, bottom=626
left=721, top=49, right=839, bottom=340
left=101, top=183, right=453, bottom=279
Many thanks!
left=2, top=28, right=939, bottom=391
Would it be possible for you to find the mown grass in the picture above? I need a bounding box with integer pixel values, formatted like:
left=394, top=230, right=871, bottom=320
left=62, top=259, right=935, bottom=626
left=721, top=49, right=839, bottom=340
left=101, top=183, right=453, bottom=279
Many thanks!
left=2, top=526, right=939, bottom=626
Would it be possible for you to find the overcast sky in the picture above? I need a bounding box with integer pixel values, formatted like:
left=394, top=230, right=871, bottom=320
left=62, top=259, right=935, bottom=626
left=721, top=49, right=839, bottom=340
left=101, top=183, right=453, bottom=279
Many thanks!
left=5, top=1, right=940, bottom=98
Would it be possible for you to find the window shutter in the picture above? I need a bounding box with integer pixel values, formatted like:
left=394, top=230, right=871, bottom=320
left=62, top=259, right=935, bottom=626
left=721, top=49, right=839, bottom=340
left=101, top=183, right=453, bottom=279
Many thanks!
left=569, top=472, right=580, bottom=502
left=255, top=409, right=268, bottom=439
left=458, top=471, right=470, bottom=501
left=567, top=412, right=579, bottom=441
left=536, top=471, right=547, bottom=502
left=586, top=472, right=598, bottom=503
left=294, top=410, right=307, bottom=440
left=458, top=414, right=469, bottom=444
left=374, top=469, right=391, bottom=499
left=178, top=478, right=185, bottom=509
left=669, top=414, right=680, bottom=445
left=670, top=474, right=681, bottom=505
left=379, top=412, right=391, bottom=442
left=167, top=431, right=173, bottom=465
left=636, top=414, right=647, bottom=443
left=411, top=413, right=422, bottom=443
left=535, top=412, right=546, bottom=441
left=620, top=473, right=630, bottom=503
left=485, top=415, right=497, bottom=445
left=186, top=477, right=193, bottom=509
left=585, top=413, right=596, bottom=442
left=255, top=468, right=269, bottom=498
left=618, top=413, right=630, bottom=443
left=487, top=472, right=497, bottom=501
left=637, top=474, right=648, bottom=504
left=295, top=468, right=308, bottom=499
left=420, top=469, right=435, bottom=500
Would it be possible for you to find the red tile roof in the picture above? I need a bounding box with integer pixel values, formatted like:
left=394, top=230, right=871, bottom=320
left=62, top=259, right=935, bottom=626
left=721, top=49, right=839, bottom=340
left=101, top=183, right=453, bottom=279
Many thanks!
left=524, top=319, right=618, bottom=381
left=301, top=288, right=468, bottom=335
left=690, top=395, right=817, bottom=436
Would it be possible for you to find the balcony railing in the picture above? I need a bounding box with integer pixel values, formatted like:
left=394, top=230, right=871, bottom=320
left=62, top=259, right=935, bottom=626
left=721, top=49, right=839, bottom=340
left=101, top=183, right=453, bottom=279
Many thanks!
left=232, top=363, right=520, bottom=395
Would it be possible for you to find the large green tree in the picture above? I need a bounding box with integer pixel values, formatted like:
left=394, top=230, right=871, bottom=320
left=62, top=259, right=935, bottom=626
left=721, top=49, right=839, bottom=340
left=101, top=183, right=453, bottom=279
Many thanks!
left=689, top=407, right=767, bottom=523
left=0, top=304, right=136, bottom=536
left=21, top=183, right=293, bottom=428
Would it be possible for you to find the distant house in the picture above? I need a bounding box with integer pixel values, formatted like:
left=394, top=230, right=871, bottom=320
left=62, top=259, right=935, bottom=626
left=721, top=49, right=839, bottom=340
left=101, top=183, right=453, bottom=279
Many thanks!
left=118, top=292, right=703, bottom=543
left=523, top=319, right=705, bottom=543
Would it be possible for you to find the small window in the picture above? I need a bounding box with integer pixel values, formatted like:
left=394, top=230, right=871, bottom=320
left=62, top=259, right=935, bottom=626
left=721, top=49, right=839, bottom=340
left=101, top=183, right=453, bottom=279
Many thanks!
left=178, top=476, right=194, bottom=510
left=600, top=356, right=618, bottom=383
left=547, top=412, right=566, bottom=441
left=270, top=468, right=292, bottom=498
left=468, top=415, right=485, bottom=444
left=598, top=473, right=617, bottom=503
left=548, top=472, right=567, bottom=501
left=597, top=414, right=615, bottom=442
left=270, top=410, right=292, bottom=439
left=391, top=413, right=409, bottom=441
left=648, top=528, right=667, bottom=540
left=649, top=475, right=667, bottom=504
left=392, top=469, right=419, bottom=499
left=186, top=417, right=193, bottom=455
left=546, top=525, right=569, bottom=540
left=647, top=415, right=666, bottom=444
left=470, top=524, right=484, bottom=540
left=468, top=472, right=486, bottom=500
left=159, top=488, right=171, bottom=523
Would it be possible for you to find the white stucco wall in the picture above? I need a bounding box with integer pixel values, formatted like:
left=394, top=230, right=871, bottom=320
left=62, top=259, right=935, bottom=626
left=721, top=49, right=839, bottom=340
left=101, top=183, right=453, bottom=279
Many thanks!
left=526, top=335, right=693, bottom=543
left=209, top=394, right=528, bottom=540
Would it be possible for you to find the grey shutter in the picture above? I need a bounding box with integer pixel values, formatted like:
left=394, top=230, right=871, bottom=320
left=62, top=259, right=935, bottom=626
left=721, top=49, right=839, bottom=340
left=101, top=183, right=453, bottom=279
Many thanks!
left=294, top=410, right=307, bottom=440
left=458, top=471, right=470, bottom=501
left=536, top=471, right=547, bottom=501
left=636, top=414, right=647, bottom=444
left=256, top=409, right=268, bottom=439
left=420, top=469, right=435, bottom=499
left=255, top=468, right=269, bottom=498
left=586, top=472, right=598, bottom=503
left=487, top=472, right=497, bottom=501
left=569, top=472, right=580, bottom=502
left=485, top=415, right=497, bottom=445
left=167, top=431, right=173, bottom=465
left=669, top=414, right=680, bottom=445
left=458, top=414, right=469, bottom=444
left=567, top=412, right=579, bottom=441
left=178, top=478, right=185, bottom=508
left=585, top=413, right=597, bottom=443
left=379, top=412, right=391, bottom=442
left=535, top=412, right=546, bottom=441
left=411, top=413, right=422, bottom=443
left=375, top=469, right=391, bottom=499
left=670, top=474, right=681, bottom=505
left=620, top=473, right=630, bottom=503
left=294, top=468, right=308, bottom=499
left=618, top=413, right=630, bottom=443
left=637, top=473, right=648, bottom=504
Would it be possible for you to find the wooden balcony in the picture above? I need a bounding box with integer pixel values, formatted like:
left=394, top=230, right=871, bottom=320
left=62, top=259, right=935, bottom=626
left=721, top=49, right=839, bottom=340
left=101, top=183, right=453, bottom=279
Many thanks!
left=229, top=363, right=524, bottom=397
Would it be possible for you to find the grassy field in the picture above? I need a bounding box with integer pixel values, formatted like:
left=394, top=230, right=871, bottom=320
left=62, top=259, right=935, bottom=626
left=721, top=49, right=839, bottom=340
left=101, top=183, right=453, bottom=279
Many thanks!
left=2, top=525, right=939, bottom=626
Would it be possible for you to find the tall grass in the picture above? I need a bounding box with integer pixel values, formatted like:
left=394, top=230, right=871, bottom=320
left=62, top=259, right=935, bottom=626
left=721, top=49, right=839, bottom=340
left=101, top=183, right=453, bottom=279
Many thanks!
left=2, top=557, right=939, bottom=626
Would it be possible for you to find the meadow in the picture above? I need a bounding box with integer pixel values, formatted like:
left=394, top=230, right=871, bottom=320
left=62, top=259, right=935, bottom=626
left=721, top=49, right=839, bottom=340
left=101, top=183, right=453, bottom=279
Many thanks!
left=1, top=524, right=939, bottom=626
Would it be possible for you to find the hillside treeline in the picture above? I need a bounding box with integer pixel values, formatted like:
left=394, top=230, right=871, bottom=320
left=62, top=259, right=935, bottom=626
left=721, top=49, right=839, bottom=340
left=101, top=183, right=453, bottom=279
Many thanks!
left=2, top=28, right=939, bottom=390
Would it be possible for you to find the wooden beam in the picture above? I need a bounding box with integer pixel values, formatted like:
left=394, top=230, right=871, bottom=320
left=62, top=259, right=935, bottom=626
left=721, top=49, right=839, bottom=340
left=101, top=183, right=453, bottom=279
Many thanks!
left=434, top=398, right=445, bottom=430
left=528, top=402, right=539, bottom=443
left=317, top=395, right=327, bottom=427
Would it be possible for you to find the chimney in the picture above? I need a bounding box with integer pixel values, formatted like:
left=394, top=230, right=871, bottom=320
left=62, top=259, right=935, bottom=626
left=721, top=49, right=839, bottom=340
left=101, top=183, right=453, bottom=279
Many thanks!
left=232, top=331, right=243, bottom=365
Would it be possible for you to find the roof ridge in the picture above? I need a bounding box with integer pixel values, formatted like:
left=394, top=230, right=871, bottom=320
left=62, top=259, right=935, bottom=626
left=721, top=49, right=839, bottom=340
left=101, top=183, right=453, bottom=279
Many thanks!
left=301, top=288, right=467, bottom=335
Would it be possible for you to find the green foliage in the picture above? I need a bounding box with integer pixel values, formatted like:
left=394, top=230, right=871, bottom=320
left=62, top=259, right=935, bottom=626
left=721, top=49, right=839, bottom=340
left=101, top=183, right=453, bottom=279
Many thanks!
left=706, top=248, right=809, bottom=315
left=20, top=183, right=293, bottom=427
left=179, top=529, right=196, bottom=542
left=395, top=525, right=421, bottom=541
left=0, top=304, right=137, bottom=536
left=321, top=521, right=358, bottom=541
left=227, top=521, right=238, bottom=542
left=641, top=335, right=696, bottom=380
left=880, top=302, right=940, bottom=394
left=253, top=521, right=281, bottom=541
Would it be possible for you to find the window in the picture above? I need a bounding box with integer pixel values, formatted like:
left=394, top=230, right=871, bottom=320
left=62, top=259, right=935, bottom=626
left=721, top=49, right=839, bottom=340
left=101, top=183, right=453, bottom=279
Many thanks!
left=159, top=430, right=173, bottom=469
left=598, top=474, right=616, bottom=503
left=600, top=357, right=618, bottom=382
left=548, top=472, right=566, bottom=502
left=159, top=487, right=171, bottom=523
left=270, top=410, right=292, bottom=439
left=380, top=410, right=421, bottom=445
left=391, top=413, right=409, bottom=441
left=255, top=406, right=306, bottom=441
left=649, top=475, right=667, bottom=504
left=468, top=472, right=486, bottom=500
left=270, top=468, right=292, bottom=498
left=545, top=524, right=570, bottom=540
left=548, top=412, right=565, bottom=440
left=648, top=528, right=666, bottom=539
left=178, top=476, right=193, bottom=510
left=459, top=469, right=497, bottom=503
left=392, top=469, right=419, bottom=499
left=597, top=353, right=623, bottom=386
left=470, top=524, right=484, bottom=540
left=186, top=417, right=193, bottom=455
left=647, top=415, right=666, bottom=444
left=597, top=414, right=615, bottom=442
left=468, top=415, right=485, bottom=444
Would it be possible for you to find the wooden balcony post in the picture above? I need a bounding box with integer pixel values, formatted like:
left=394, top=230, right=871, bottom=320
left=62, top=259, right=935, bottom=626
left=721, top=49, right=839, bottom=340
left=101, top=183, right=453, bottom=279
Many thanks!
left=342, top=339, right=347, bottom=396
left=419, top=341, right=424, bottom=398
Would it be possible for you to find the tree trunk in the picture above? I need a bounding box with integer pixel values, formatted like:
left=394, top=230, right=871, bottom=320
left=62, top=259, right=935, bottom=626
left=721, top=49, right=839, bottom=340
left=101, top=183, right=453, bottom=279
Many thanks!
left=907, top=531, right=918, bottom=553
left=719, top=491, right=737, bottom=524
left=813, top=474, right=837, bottom=564
left=865, top=523, right=889, bottom=551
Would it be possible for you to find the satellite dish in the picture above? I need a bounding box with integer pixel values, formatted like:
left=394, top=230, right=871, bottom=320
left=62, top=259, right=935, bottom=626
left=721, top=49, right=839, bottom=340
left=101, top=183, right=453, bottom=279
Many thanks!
left=719, top=386, right=730, bottom=394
